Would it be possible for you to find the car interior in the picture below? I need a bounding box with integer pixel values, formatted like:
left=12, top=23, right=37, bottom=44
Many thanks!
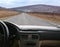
left=0, top=21, right=60, bottom=47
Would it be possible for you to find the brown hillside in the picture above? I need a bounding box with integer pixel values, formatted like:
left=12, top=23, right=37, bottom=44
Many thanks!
left=27, top=12, right=60, bottom=24
left=0, top=10, right=20, bottom=18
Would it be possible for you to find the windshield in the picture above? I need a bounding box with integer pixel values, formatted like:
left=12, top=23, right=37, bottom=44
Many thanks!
left=0, top=0, right=59, bottom=27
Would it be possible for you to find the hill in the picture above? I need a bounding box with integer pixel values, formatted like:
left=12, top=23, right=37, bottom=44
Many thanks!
left=0, top=7, right=20, bottom=19
left=11, top=4, right=60, bottom=14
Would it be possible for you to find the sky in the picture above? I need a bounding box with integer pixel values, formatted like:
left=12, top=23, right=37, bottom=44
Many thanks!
left=0, top=0, right=60, bottom=8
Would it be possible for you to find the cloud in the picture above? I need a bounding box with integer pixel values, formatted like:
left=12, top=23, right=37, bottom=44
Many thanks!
left=0, top=0, right=60, bottom=8
left=26, top=0, right=60, bottom=6
left=0, top=0, right=13, bottom=3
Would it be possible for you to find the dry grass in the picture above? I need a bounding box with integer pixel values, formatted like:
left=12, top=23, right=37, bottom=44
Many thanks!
left=0, top=10, right=20, bottom=18
left=27, top=13, right=60, bottom=24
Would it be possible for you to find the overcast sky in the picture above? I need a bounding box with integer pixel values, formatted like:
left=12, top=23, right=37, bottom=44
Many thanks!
left=0, top=0, right=60, bottom=8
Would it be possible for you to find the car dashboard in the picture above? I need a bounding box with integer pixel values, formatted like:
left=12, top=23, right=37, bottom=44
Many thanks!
left=0, top=21, right=60, bottom=47
left=18, top=26, right=60, bottom=47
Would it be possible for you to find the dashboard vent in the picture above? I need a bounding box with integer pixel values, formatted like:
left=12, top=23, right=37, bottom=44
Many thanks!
left=20, top=35, right=28, bottom=40
left=32, top=34, right=39, bottom=40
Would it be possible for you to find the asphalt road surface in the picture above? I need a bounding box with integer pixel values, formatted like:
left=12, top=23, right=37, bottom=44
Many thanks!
left=5, top=13, right=58, bottom=26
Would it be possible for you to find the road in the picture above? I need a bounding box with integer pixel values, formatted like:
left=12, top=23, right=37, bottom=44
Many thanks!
left=5, top=13, right=58, bottom=26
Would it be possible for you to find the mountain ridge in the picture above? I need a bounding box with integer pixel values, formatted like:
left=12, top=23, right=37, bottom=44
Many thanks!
left=10, top=4, right=60, bottom=14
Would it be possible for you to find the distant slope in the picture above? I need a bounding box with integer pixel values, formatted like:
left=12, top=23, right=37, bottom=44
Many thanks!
left=0, top=7, right=20, bottom=18
left=11, top=4, right=60, bottom=14
left=0, top=10, right=20, bottom=18
left=28, top=12, right=60, bottom=24
left=0, top=7, right=7, bottom=10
